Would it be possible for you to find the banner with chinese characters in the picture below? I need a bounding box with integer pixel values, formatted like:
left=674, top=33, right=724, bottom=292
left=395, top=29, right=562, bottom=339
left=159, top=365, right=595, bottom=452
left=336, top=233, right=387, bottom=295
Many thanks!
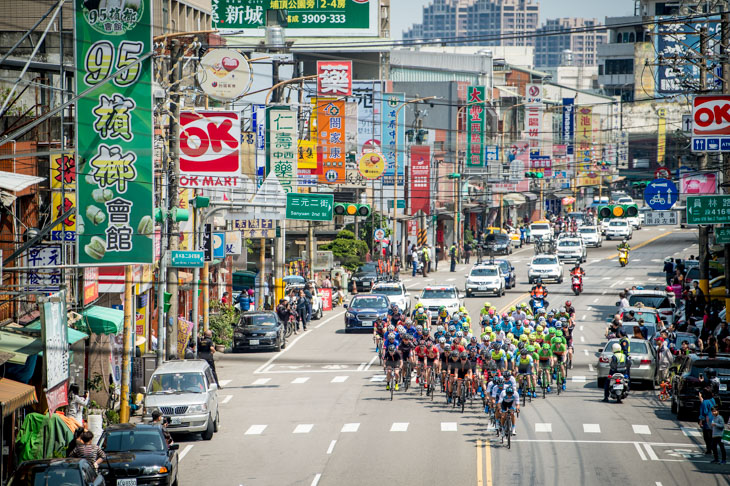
left=26, top=245, right=62, bottom=292
left=266, top=107, right=298, bottom=193
left=74, top=0, right=154, bottom=264
left=657, top=108, right=667, bottom=165
left=466, top=86, right=486, bottom=168
left=317, top=60, right=352, bottom=96
left=525, top=106, right=542, bottom=151
left=381, top=93, right=405, bottom=186
left=576, top=107, right=593, bottom=175
left=51, top=192, right=76, bottom=241
left=51, top=153, right=76, bottom=189
left=410, top=145, right=431, bottom=215
left=316, top=99, right=346, bottom=184
left=234, top=219, right=275, bottom=238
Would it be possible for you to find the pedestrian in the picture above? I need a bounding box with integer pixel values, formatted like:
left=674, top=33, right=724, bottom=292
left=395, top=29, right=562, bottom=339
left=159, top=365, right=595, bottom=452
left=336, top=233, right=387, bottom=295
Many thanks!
left=434, top=245, right=441, bottom=271
left=710, top=406, right=727, bottom=464
left=69, top=430, right=105, bottom=470
left=663, top=258, right=675, bottom=286
left=699, top=388, right=717, bottom=455
left=152, top=409, right=173, bottom=445
left=427, top=245, right=433, bottom=273
left=322, top=274, right=332, bottom=289
left=618, top=291, right=630, bottom=310
left=670, top=278, right=683, bottom=301
left=525, top=225, right=531, bottom=243
left=449, top=243, right=457, bottom=272
left=412, top=248, right=420, bottom=277
left=519, top=226, right=526, bottom=247
left=198, top=330, right=220, bottom=386
left=693, top=280, right=707, bottom=309
left=66, top=384, right=88, bottom=425
left=304, top=283, right=313, bottom=322
left=637, top=319, right=649, bottom=340
left=297, top=290, right=309, bottom=331
left=406, top=242, right=413, bottom=267
left=221, top=292, right=230, bottom=306
left=464, top=241, right=472, bottom=264
left=421, top=246, right=429, bottom=277
left=656, top=338, right=673, bottom=382
left=66, top=426, right=84, bottom=458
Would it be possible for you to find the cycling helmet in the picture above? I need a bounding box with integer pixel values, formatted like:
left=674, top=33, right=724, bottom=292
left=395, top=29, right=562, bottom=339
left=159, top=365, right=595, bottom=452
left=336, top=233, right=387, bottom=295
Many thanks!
left=417, top=307, right=425, bottom=315
left=555, top=322, right=563, bottom=329
left=423, top=328, right=430, bottom=336
left=502, top=343, right=510, bottom=351
left=450, top=350, right=459, bottom=358
left=556, top=330, right=564, bottom=338
left=504, top=370, right=512, bottom=379
left=485, top=326, right=493, bottom=333
left=402, top=333, right=410, bottom=340
left=387, top=325, right=395, bottom=332
left=491, top=343, right=500, bottom=350
left=449, top=325, right=456, bottom=332
left=517, top=341, right=525, bottom=350
left=527, top=345, right=535, bottom=353
left=439, top=305, right=446, bottom=312
left=519, top=334, right=528, bottom=342
left=520, top=348, right=528, bottom=356
left=470, top=336, right=477, bottom=343
left=459, top=306, right=466, bottom=313
left=559, top=307, right=566, bottom=314
left=495, top=377, right=505, bottom=386
left=542, top=343, right=550, bottom=350
left=439, top=337, right=446, bottom=344
left=548, top=328, right=556, bottom=335
left=388, top=345, right=396, bottom=353
left=565, top=300, right=572, bottom=307
left=506, top=386, right=514, bottom=395
left=416, top=325, right=423, bottom=332
left=460, top=351, right=468, bottom=359
left=510, top=306, right=516, bottom=312
left=484, top=302, right=491, bottom=309
left=416, top=302, right=424, bottom=309
left=437, top=325, right=445, bottom=333
left=456, top=331, right=464, bottom=338
left=444, top=344, right=452, bottom=351
left=501, top=313, right=508, bottom=319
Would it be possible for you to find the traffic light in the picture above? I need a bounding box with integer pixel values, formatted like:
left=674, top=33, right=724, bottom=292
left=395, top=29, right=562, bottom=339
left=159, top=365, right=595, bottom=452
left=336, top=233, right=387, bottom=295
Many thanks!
left=334, top=203, right=371, bottom=217
left=598, top=204, right=638, bottom=219
left=163, top=291, right=172, bottom=313
left=525, top=171, right=544, bottom=179
left=191, top=196, right=210, bottom=208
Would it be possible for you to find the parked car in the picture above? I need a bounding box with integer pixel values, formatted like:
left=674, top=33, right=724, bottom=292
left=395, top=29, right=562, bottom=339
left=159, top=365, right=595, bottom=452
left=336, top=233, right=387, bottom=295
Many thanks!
left=494, top=259, right=516, bottom=289
left=371, top=281, right=411, bottom=314
left=8, top=458, right=104, bottom=486
left=344, top=294, right=390, bottom=332
left=417, top=286, right=462, bottom=323
left=671, top=354, right=730, bottom=418
left=578, top=225, right=602, bottom=248
left=143, top=360, right=219, bottom=440
left=627, top=289, right=677, bottom=326
left=596, top=338, right=657, bottom=388
left=605, top=219, right=633, bottom=240
left=349, top=263, right=378, bottom=292
left=99, top=423, right=179, bottom=486
left=465, top=263, right=505, bottom=297
left=556, top=237, right=587, bottom=263
left=528, top=254, right=564, bottom=284
left=233, top=311, right=286, bottom=352
left=483, top=232, right=512, bottom=255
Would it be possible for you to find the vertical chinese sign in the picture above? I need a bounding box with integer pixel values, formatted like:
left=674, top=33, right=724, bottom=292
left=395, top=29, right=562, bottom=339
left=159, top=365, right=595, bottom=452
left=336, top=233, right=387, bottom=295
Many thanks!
left=410, top=145, right=431, bottom=215
left=317, top=60, right=352, bottom=97
left=466, top=86, right=486, bottom=168
left=316, top=100, right=346, bottom=184
left=41, top=291, right=69, bottom=413
left=381, top=93, right=405, bottom=186
left=75, top=0, right=154, bottom=264
left=525, top=107, right=542, bottom=152
left=267, top=107, right=298, bottom=193
left=576, top=107, right=593, bottom=175
left=657, top=108, right=667, bottom=166
left=50, top=153, right=77, bottom=242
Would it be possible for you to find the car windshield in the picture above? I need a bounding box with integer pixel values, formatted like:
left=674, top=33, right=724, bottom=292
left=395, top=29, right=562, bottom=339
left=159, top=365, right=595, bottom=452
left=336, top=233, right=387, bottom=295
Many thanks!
left=239, top=314, right=278, bottom=327
left=421, top=288, right=457, bottom=299
left=357, top=264, right=377, bottom=273
left=606, top=340, right=648, bottom=354
left=496, top=261, right=510, bottom=273
left=372, top=286, right=402, bottom=296
left=676, top=333, right=698, bottom=347
left=688, top=360, right=730, bottom=378
left=533, top=257, right=557, bottom=265
left=579, top=227, right=596, bottom=234
left=471, top=268, right=498, bottom=277
left=350, top=296, right=388, bottom=309
left=609, top=221, right=627, bottom=227
left=9, top=465, right=83, bottom=486
left=559, top=240, right=581, bottom=247
left=283, top=275, right=305, bottom=285
left=531, top=224, right=550, bottom=231
left=628, top=295, right=670, bottom=309
left=102, top=429, right=165, bottom=453
left=623, top=310, right=658, bottom=324
left=486, top=234, right=508, bottom=242
left=621, top=324, right=657, bottom=338
left=148, top=372, right=206, bottom=394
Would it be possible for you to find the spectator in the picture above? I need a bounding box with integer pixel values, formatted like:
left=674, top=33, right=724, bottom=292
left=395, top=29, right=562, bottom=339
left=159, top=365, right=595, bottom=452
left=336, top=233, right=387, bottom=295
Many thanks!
left=693, top=280, right=707, bottom=309
left=67, top=384, right=88, bottom=425
left=427, top=245, right=433, bottom=273
left=657, top=338, right=673, bottom=383
left=412, top=247, right=420, bottom=277
left=670, top=278, right=683, bottom=301
left=70, top=431, right=105, bottom=469
left=66, top=426, right=84, bottom=458
left=706, top=335, right=719, bottom=359
left=699, top=388, right=717, bottom=455
left=322, top=275, right=332, bottom=289
left=717, top=320, right=730, bottom=341
left=434, top=245, right=441, bottom=271
left=221, top=292, right=230, bottom=306
left=637, top=319, right=648, bottom=340
left=663, top=258, right=675, bottom=285
left=296, top=290, right=309, bottom=332
left=710, top=406, right=727, bottom=464
left=618, top=292, right=630, bottom=310
left=237, top=291, right=251, bottom=312
left=152, top=409, right=173, bottom=445
left=632, top=325, right=644, bottom=339
left=464, top=241, right=472, bottom=264
left=198, top=330, right=220, bottom=387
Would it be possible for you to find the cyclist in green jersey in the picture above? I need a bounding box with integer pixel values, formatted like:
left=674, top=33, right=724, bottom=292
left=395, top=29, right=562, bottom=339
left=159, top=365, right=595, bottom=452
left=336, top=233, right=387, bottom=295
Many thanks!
left=537, top=343, right=554, bottom=391
left=551, top=333, right=568, bottom=391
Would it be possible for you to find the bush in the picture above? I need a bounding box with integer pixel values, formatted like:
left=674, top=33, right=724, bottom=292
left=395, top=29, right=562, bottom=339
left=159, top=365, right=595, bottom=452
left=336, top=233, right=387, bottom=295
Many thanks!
left=322, top=230, right=369, bottom=271
left=208, top=302, right=236, bottom=346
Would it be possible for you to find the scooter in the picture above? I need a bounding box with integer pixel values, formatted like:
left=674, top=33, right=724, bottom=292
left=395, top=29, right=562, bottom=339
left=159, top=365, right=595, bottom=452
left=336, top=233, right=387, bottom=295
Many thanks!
left=571, top=274, right=583, bottom=296
left=530, top=297, right=548, bottom=314
left=608, top=373, right=629, bottom=403
left=618, top=248, right=629, bottom=267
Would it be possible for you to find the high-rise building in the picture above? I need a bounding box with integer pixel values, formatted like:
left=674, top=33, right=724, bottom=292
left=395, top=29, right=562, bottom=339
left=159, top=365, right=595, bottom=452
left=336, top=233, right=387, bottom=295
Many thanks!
left=534, top=18, right=607, bottom=68
left=403, top=0, right=539, bottom=47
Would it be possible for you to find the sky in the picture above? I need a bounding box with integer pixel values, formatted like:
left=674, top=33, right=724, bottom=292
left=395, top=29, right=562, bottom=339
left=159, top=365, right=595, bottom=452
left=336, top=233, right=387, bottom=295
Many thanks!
left=390, top=0, right=635, bottom=39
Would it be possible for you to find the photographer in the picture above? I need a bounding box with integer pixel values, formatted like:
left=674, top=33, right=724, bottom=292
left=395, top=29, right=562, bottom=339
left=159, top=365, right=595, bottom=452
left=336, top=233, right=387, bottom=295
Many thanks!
left=152, top=410, right=173, bottom=445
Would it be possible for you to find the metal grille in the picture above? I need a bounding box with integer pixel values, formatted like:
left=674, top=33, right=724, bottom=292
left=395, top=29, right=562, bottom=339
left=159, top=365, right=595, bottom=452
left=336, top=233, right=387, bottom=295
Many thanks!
left=160, top=406, right=188, bottom=415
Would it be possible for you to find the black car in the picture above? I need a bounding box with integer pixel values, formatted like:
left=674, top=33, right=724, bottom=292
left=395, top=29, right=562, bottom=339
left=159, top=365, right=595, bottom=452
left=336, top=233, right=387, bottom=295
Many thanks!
left=483, top=233, right=512, bottom=255
left=99, top=423, right=179, bottom=486
left=349, top=263, right=378, bottom=292
left=232, top=311, right=286, bottom=352
left=671, top=353, right=730, bottom=419
left=8, top=458, right=104, bottom=485
left=493, top=259, right=516, bottom=289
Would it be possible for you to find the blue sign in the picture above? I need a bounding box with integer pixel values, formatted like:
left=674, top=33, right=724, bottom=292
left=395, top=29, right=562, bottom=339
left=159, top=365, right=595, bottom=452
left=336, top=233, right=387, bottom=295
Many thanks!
left=485, top=145, right=499, bottom=162
left=213, top=232, right=225, bottom=259
left=644, top=178, right=678, bottom=210
left=381, top=93, right=405, bottom=186
left=562, top=98, right=574, bottom=155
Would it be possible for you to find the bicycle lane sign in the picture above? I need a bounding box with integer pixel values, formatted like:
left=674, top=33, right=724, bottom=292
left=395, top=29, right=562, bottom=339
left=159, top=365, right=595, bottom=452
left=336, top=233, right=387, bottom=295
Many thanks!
left=644, top=178, right=678, bottom=210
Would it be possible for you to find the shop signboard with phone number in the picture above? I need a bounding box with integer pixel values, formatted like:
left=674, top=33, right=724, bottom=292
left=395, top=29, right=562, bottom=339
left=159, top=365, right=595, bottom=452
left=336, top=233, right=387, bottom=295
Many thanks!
left=212, top=0, right=378, bottom=36
left=74, top=0, right=154, bottom=264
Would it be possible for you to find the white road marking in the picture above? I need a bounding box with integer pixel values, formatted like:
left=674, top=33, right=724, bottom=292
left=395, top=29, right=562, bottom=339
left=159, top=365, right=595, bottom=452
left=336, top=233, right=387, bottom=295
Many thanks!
left=291, top=377, right=310, bottom=384
left=441, top=422, right=458, bottom=432
left=625, top=276, right=634, bottom=280
left=648, top=277, right=658, bottom=281
left=602, top=290, right=607, bottom=295
left=580, top=325, right=584, bottom=331
left=571, top=376, right=586, bottom=383
left=252, top=378, right=270, bottom=386
left=535, top=423, right=552, bottom=433
left=245, top=425, right=267, bottom=435
left=446, top=278, right=455, bottom=281
left=326, top=440, right=337, bottom=454
left=293, top=424, right=314, bottom=434
left=651, top=259, right=662, bottom=263
left=218, top=380, right=231, bottom=387
left=311, top=473, right=322, bottom=486
left=583, top=349, right=589, bottom=356
left=221, top=395, right=233, bottom=404
left=357, top=362, right=366, bottom=371
left=363, top=354, right=378, bottom=372
left=583, top=424, right=601, bottom=433
left=632, top=425, right=651, bottom=435
left=609, top=281, right=620, bottom=288
left=581, top=315, right=587, bottom=320
left=370, top=375, right=386, bottom=382
left=588, top=364, right=594, bottom=372
left=643, top=443, right=659, bottom=461
left=402, top=279, right=413, bottom=284
left=580, top=336, right=585, bottom=343
left=634, top=442, right=647, bottom=461
left=680, top=427, right=701, bottom=437
left=602, top=277, right=611, bottom=280
left=341, top=423, right=360, bottom=433
left=331, top=376, right=349, bottom=383
left=593, top=298, right=599, bottom=303
left=656, top=483, right=663, bottom=486
left=179, top=444, right=194, bottom=461
left=390, top=422, right=409, bottom=432
left=633, top=259, right=641, bottom=262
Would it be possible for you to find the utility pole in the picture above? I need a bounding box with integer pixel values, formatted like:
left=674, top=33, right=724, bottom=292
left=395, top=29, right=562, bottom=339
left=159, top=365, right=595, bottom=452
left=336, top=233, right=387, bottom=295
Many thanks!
left=722, top=11, right=730, bottom=322
left=120, top=265, right=133, bottom=423
left=699, top=27, right=711, bottom=297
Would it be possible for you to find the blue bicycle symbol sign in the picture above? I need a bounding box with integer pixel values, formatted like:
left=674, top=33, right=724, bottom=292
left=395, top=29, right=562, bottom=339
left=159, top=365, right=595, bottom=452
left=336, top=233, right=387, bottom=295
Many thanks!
left=644, top=178, right=678, bottom=211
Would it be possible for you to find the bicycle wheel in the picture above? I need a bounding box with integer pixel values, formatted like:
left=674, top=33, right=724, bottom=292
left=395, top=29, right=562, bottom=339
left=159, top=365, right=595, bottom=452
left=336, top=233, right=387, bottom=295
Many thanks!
left=506, top=414, right=512, bottom=449
left=390, top=375, right=394, bottom=401
left=556, top=370, right=562, bottom=396
left=542, top=371, right=547, bottom=399
left=285, top=321, right=294, bottom=338
left=460, top=381, right=466, bottom=413
left=521, top=379, right=526, bottom=407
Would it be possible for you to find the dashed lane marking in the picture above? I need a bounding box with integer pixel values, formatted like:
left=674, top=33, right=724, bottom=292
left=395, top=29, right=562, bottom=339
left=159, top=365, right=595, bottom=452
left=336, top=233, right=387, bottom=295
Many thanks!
left=244, top=425, right=267, bottom=435
left=583, top=350, right=589, bottom=356
left=391, top=422, right=409, bottom=432
left=221, top=395, right=233, bottom=404
left=580, top=336, right=585, bottom=342
left=581, top=315, right=587, bottom=320
left=371, top=375, right=386, bottom=382
left=441, top=422, right=458, bottom=432
left=218, top=380, right=231, bottom=387
left=633, top=425, right=651, bottom=435
left=293, top=424, right=314, bottom=434
left=252, top=378, right=271, bottom=386
left=580, top=325, right=584, bottom=331
left=583, top=424, right=601, bottom=433
left=341, top=423, right=360, bottom=433
left=602, top=277, right=610, bottom=280
left=291, top=377, right=310, bottom=384
left=643, top=443, right=659, bottom=461
left=588, top=364, right=594, bottom=372
left=535, top=423, right=552, bottom=433
left=311, top=473, right=322, bottom=486
left=331, top=376, right=349, bottom=383
left=680, top=427, right=701, bottom=437
left=179, top=445, right=194, bottom=461
left=571, top=376, right=586, bottom=383
left=634, top=442, right=647, bottom=461
left=326, top=440, right=337, bottom=454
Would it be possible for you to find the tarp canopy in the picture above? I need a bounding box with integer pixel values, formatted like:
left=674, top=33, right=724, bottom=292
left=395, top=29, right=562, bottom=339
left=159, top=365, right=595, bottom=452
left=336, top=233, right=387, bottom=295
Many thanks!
left=21, top=321, right=88, bottom=345
left=0, top=170, right=44, bottom=192
left=82, top=305, right=124, bottom=335
left=16, top=413, right=73, bottom=462
left=0, top=331, right=42, bottom=364
left=0, top=378, right=37, bottom=417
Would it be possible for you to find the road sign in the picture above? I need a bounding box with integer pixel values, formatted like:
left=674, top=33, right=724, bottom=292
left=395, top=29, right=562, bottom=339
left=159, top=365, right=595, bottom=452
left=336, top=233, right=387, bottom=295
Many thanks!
left=643, top=210, right=678, bottom=226
left=374, top=228, right=386, bottom=241
left=644, top=178, right=678, bottom=210
left=388, top=200, right=406, bottom=209
left=715, top=227, right=730, bottom=244
left=654, top=166, right=671, bottom=179
left=286, top=193, right=334, bottom=221
left=686, top=195, right=730, bottom=224
left=169, top=250, right=205, bottom=268
left=682, top=114, right=692, bottom=134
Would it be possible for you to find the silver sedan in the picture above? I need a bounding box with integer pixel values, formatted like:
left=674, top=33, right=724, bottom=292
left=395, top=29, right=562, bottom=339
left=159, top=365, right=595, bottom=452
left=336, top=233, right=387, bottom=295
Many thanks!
left=596, top=338, right=657, bottom=388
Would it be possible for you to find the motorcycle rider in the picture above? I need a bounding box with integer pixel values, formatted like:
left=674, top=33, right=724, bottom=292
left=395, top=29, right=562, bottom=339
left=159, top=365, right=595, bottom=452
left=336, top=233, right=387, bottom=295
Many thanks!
left=570, top=262, right=585, bottom=279
left=603, top=343, right=628, bottom=402
left=531, top=278, right=548, bottom=300
left=617, top=238, right=631, bottom=253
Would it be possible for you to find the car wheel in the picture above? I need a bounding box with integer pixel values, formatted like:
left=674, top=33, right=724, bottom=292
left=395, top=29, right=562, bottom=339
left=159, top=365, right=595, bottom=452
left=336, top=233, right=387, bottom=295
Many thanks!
left=317, top=307, right=323, bottom=320
left=172, top=475, right=179, bottom=486
left=202, top=414, right=214, bottom=440
left=275, top=337, right=282, bottom=352
left=558, top=276, right=563, bottom=284
left=671, top=395, right=678, bottom=414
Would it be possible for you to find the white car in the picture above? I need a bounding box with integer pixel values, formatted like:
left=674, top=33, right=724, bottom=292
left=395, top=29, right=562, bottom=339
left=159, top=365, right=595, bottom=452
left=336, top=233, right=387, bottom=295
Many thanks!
left=529, top=222, right=552, bottom=241
left=600, top=219, right=610, bottom=235
left=627, top=215, right=642, bottom=230
left=556, top=237, right=587, bottom=263
left=371, top=281, right=411, bottom=314
left=579, top=225, right=602, bottom=248
left=605, top=219, right=633, bottom=240
left=465, top=264, right=505, bottom=297
left=416, top=286, right=461, bottom=322
left=616, top=196, right=634, bottom=205
left=528, top=254, right=564, bottom=284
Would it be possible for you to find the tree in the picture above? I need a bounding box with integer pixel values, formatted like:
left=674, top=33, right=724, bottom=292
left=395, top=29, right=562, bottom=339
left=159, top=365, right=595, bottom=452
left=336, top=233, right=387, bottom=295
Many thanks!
left=322, top=229, right=369, bottom=270
left=344, top=211, right=390, bottom=250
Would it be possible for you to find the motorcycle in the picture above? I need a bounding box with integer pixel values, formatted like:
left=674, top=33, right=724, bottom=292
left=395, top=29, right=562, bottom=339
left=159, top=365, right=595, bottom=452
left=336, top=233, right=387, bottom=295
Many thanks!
left=608, top=373, right=629, bottom=403
left=618, top=248, right=629, bottom=267
left=571, top=274, right=583, bottom=296
left=530, top=297, right=548, bottom=314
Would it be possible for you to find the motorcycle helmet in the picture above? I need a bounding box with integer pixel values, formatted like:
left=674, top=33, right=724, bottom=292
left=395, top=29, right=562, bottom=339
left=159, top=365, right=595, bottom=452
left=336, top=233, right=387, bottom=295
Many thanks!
left=612, top=343, right=621, bottom=353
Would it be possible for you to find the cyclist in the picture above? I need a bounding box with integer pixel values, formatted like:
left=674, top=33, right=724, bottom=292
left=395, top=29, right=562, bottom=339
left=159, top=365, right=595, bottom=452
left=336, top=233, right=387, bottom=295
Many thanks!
left=437, top=305, right=449, bottom=322
left=564, top=300, right=576, bottom=318
left=490, top=342, right=507, bottom=371
left=439, top=343, right=452, bottom=390
left=384, top=345, right=403, bottom=391
left=373, top=317, right=386, bottom=354
left=498, top=386, right=520, bottom=436
left=446, top=350, right=461, bottom=403
left=452, top=351, right=473, bottom=404
left=398, top=333, right=416, bottom=380
left=488, top=375, right=505, bottom=417
left=425, top=340, right=440, bottom=390
left=516, top=348, right=536, bottom=398
left=537, top=343, right=553, bottom=391
left=551, top=330, right=568, bottom=390
left=414, top=339, right=428, bottom=384
left=414, top=307, right=429, bottom=329
left=388, top=302, right=400, bottom=321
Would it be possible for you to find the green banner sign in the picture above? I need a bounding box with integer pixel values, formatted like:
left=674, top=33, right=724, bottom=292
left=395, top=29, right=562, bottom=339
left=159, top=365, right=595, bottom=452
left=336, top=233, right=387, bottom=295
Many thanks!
left=466, top=86, right=486, bottom=168
left=170, top=251, right=205, bottom=268
left=75, top=0, right=154, bottom=264
left=286, top=193, right=334, bottom=221
left=213, top=0, right=377, bottom=36
left=716, top=227, right=730, bottom=244
left=686, top=195, right=730, bottom=225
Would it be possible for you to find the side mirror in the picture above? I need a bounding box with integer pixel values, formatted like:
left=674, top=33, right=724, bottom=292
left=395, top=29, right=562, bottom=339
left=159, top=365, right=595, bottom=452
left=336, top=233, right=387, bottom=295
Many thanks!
left=343, top=304, right=348, bottom=309
left=169, top=443, right=180, bottom=451
left=464, top=275, right=469, bottom=278
left=141, top=386, right=147, bottom=394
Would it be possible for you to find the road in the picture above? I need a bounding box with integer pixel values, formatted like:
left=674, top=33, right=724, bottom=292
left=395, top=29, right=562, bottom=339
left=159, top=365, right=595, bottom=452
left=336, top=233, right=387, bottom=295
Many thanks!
left=175, top=226, right=730, bottom=486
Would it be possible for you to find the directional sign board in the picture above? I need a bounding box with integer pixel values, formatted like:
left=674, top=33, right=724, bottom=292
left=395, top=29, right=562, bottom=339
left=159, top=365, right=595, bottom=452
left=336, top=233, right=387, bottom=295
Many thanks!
left=644, top=178, right=678, bottom=210
left=715, top=227, right=730, bottom=244
left=286, top=193, right=334, bottom=221
left=682, top=114, right=692, bottom=134
left=643, top=210, right=678, bottom=226
left=686, top=195, right=730, bottom=224
left=169, top=251, right=205, bottom=268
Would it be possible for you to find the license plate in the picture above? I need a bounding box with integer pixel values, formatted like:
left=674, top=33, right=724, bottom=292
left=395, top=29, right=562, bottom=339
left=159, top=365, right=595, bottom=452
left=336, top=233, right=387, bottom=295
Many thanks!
left=613, top=385, right=624, bottom=390
left=478, top=286, right=487, bottom=291
left=721, top=384, right=727, bottom=392
left=249, top=339, right=259, bottom=346
left=170, top=417, right=181, bottom=425
left=363, top=282, right=371, bottom=287
left=117, top=480, right=137, bottom=486
left=361, top=321, right=373, bottom=326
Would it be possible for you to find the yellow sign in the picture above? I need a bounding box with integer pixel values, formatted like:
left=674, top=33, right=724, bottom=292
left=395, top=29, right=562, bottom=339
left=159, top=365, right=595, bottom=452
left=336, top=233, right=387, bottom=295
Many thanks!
left=52, top=192, right=76, bottom=234
left=298, top=140, right=317, bottom=169
left=50, top=153, right=76, bottom=189
left=358, top=152, right=386, bottom=180
left=578, top=176, right=601, bottom=187
left=657, top=108, right=666, bottom=165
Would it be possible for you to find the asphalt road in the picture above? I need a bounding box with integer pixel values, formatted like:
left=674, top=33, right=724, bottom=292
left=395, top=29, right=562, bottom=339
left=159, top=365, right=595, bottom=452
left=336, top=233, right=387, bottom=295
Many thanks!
left=174, top=225, right=730, bottom=486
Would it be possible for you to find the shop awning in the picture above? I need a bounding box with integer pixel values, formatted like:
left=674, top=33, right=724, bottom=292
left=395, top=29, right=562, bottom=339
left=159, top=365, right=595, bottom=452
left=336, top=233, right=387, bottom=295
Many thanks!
left=503, top=194, right=527, bottom=205
left=21, top=322, right=88, bottom=345
left=0, top=331, right=42, bottom=364
left=525, top=193, right=538, bottom=201
left=0, top=378, right=37, bottom=417
left=0, top=170, right=45, bottom=192
left=82, top=306, right=124, bottom=335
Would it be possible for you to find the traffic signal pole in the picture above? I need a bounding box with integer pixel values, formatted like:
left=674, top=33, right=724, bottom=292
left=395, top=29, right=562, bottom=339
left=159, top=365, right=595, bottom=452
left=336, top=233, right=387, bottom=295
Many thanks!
left=722, top=11, right=730, bottom=322
left=699, top=28, right=711, bottom=297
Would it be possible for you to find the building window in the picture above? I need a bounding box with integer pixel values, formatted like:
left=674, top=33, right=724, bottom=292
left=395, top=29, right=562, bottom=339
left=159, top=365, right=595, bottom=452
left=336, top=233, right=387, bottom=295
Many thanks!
left=605, top=58, right=633, bottom=75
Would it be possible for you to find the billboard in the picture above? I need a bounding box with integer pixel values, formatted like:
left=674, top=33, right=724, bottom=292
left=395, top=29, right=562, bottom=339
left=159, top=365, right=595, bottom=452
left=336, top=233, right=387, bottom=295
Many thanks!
left=317, top=60, right=352, bottom=96
left=409, top=146, right=430, bottom=215
left=381, top=93, right=405, bottom=186
left=466, top=86, right=486, bottom=168
left=316, top=100, right=346, bottom=184
left=681, top=172, right=717, bottom=195
left=179, top=111, right=242, bottom=188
